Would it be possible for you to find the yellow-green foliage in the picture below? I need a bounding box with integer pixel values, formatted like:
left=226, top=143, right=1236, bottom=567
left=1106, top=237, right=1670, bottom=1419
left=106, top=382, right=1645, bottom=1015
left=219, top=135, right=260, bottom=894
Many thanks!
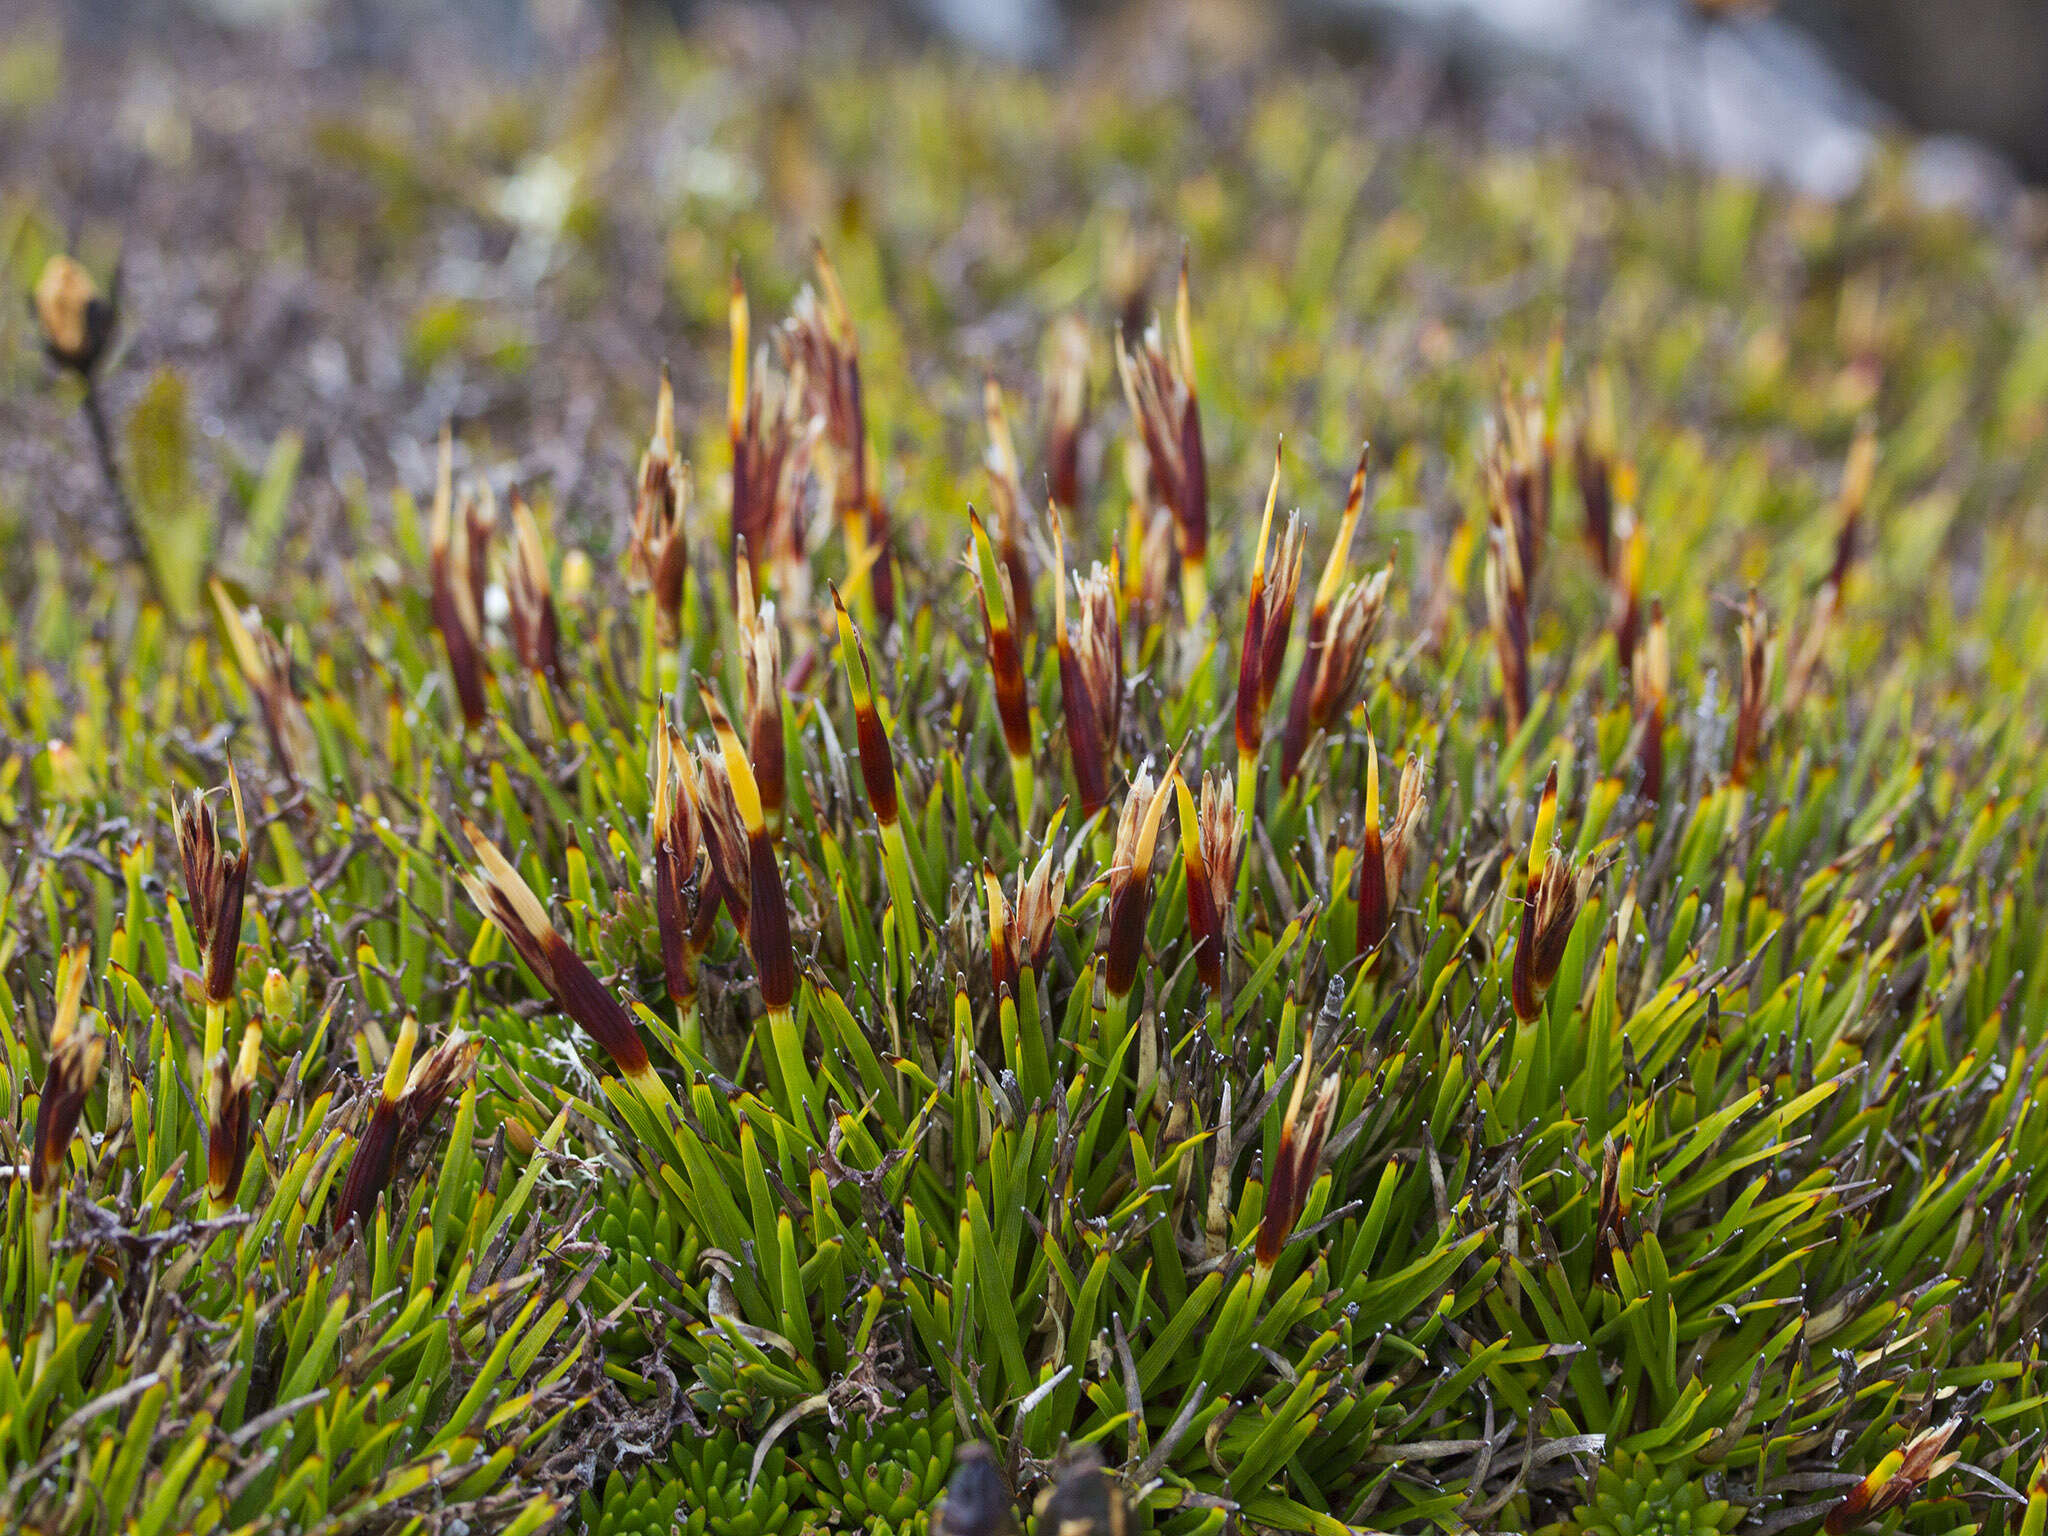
left=5, top=15, right=2048, bottom=1536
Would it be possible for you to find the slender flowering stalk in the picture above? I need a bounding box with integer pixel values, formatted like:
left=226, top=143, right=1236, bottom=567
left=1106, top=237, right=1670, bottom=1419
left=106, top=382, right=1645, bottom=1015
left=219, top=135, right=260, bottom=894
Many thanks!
left=205, top=1017, right=263, bottom=1215
left=1233, top=446, right=1304, bottom=816
left=459, top=820, right=670, bottom=1110
left=428, top=428, right=491, bottom=730
left=1173, top=768, right=1241, bottom=1004
left=699, top=685, right=812, bottom=1118
left=1510, top=765, right=1597, bottom=1022
left=652, top=711, right=717, bottom=1049
left=790, top=245, right=893, bottom=624
left=334, top=1014, right=480, bottom=1237
left=173, top=759, right=250, bottom=1063
left=831, top=586, right=922, bottom=964
left=1101, top=765, right=1172, bottom=1024
left=735, top=556, right=786, bottom=840
left=1117, top=255, right=1209, bottom=621
left=1824, top=1419, right=1962, bottom=1535
left=983, top=378, right=1035, bottom=635
left=969, top=507, right=1034, bottom=827
left=1052, top=505, right=1122, bottom=819
left=629, top=368, right=690, bottom=650
left=1279, top=446, right=1390, bottom=784
left=1043, top=313, right=1091, bottom=518
left=33, top=253, right=151, bottom=578
left=1254, top=1040, right=1339, bottom=1280
left=212, top=581, right=317, bottom=794
left=506, top=493, right=565, bottom=689
left=1633, top=601, right=1670, bottom=804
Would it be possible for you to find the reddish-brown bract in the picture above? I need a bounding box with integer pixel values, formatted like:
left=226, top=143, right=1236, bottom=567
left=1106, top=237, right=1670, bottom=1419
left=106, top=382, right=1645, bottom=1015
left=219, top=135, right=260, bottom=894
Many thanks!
left=1823, top=1420, right=1962, bottom=1535
left=1103, top=769, right=1172, bottom=1000
left=628, top=370, right=689, bottom=644
left=459, top=821, right=652, bottom=1078
left=172, top=763, right=250, bottom=1008
left=1053, top=508, right=1122, bottom=817
left=1116, top=257, right=1208, bottom=575
left=1255, top=1049, right=1339, bottom=1270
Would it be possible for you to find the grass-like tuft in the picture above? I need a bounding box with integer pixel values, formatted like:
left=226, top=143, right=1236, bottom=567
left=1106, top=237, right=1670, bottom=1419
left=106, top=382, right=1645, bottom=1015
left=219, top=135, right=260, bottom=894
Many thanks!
left=7, top=15, right=2048, bottom=1535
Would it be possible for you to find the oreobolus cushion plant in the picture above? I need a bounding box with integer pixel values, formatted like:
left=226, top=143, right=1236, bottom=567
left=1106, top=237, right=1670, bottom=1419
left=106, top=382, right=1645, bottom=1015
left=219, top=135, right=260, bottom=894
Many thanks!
left=7, top=15, right=2048, bottom=1535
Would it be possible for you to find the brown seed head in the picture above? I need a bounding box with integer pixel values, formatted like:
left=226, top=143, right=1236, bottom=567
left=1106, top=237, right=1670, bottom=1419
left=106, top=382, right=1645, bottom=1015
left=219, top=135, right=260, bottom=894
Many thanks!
left=32, top=254, right=114, bottom=373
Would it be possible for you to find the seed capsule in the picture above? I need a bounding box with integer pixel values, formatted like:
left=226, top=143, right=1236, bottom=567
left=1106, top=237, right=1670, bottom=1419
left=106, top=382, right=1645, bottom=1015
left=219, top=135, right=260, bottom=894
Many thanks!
left=31, top=254, right=115, bottom=374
